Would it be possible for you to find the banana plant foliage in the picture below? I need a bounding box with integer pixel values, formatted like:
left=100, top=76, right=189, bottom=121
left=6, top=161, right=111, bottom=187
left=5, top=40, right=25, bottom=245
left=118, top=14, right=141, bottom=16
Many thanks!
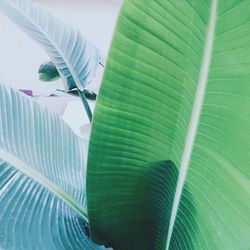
left=38, top=61, right=60, bottom=82
left=38, top=59, right=105, bottom=85
left=0, top=84, right=112, bottom=249
left=87, top=0, right=250, bottom=249
left=0, top=0, right=100, bottom=121
left=0, top=0, right=100, bottom=91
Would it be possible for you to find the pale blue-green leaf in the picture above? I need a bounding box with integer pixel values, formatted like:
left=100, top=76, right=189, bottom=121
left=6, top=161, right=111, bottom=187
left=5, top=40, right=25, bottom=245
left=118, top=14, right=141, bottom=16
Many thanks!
left=0, top=84, right=87, bottom=216
left=0, top=162, right=111, bottom=250
left=0, top=84, right=111, bottom=249
left=0, top=0, right=100, bottom=90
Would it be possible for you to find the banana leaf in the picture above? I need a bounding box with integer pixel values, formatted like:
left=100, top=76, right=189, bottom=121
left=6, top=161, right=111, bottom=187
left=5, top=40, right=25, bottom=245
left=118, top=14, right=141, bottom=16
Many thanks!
left=87, top=0, right=250, bottom=249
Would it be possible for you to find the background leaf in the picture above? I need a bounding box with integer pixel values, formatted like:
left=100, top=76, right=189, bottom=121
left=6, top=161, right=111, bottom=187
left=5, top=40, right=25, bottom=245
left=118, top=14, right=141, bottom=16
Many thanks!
left=0, top=0, right=100, bottom=90
left=0, top=84, right=111, bottom=249
left=0, top=84, right=87, bottom=215
left=0, top=162, right=110, bottom=250
left=87, top=0, right=250, bottom=249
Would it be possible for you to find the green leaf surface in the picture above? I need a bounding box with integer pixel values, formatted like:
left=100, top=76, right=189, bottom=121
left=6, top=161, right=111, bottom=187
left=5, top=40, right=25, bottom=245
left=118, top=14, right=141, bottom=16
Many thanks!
left=87, top=0, right=250, bottom=249
left=38, top=61, right=60, bottom=82
left=0, top=84, right=110, bottom=249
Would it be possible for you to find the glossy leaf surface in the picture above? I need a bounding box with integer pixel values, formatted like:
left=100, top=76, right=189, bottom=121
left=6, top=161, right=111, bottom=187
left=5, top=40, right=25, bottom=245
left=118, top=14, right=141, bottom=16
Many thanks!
left=87, top=0, right=250, bottom=249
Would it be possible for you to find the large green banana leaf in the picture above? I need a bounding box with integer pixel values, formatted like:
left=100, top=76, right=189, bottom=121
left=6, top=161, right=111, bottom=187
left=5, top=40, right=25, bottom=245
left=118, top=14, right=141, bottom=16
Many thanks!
left=87, top=0, right=250, bottom=249
left=0, top=84, right=110, bottom=250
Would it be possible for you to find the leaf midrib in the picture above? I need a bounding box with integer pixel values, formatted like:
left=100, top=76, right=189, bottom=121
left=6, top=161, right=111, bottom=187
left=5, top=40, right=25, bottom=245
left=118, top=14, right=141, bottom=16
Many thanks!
left=0, top=148, right=88, bottom=221
left=166, top=1, right=218, bottom=249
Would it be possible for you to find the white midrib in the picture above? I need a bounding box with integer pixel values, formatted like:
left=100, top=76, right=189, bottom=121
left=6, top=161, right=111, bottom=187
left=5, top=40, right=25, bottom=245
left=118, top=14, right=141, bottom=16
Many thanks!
left=166, top=1, right=217, bottom=249
left=0, top=148, right=88, bottom=221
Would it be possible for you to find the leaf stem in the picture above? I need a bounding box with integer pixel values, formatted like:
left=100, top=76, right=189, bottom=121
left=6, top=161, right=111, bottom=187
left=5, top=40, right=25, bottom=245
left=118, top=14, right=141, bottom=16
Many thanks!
left=77, top=89, right=92, bottom=122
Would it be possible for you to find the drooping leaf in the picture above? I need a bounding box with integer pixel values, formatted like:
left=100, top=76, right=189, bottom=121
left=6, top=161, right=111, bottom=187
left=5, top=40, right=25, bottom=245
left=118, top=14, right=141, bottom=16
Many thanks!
left=0, top=0, right=100, bottom=90
left=38, top=61, right=60, bottom=82
left=0, top=84, right=110, bottom=249
left=87, top=0, right=250, bottom=249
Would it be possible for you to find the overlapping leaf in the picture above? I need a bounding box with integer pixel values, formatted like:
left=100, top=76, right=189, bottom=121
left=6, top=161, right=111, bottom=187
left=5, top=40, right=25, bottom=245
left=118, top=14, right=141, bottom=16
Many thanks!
left=0, top=84, right=111, bottom=249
